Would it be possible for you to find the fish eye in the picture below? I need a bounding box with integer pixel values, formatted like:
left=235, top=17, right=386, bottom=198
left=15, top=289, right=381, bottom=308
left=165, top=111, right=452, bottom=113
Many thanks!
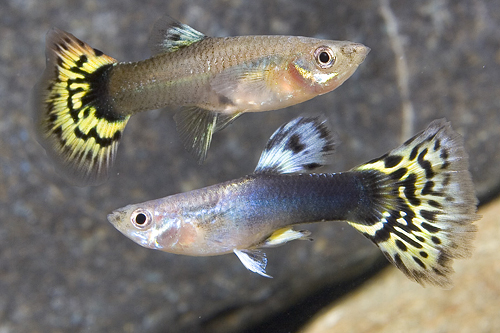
left=131, top=209, right=152, bottom=229
left=314, top=46, right=336, bottom=69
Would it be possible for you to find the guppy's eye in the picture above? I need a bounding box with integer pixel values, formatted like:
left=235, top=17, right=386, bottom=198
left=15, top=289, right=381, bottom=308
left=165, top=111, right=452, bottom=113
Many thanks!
left=131, top=208, right=153, bottom=229
left=314, top=46, right=336, bottom=69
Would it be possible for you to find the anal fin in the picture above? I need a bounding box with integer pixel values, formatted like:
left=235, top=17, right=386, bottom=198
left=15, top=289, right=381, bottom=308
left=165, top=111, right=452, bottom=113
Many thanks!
left=174, top=106, right=242, bottom=163
left=234, top=249, right=272, bottom=278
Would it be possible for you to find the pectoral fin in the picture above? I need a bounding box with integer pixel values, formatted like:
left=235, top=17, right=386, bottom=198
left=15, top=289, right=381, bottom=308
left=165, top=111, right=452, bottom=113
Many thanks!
left=174, top=107, right=242, bottom=163
left=210, top=57, right=281, bottom=109
left=254, top=116, right=336, bottom=174
left=233, top=249, right=272, bottom=278
left=149, top=15, right=206, bottom=54
left=261, top=227, right=312, bottom=248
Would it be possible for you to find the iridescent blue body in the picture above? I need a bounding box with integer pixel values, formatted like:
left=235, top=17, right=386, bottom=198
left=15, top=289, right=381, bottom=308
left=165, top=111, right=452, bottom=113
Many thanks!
left=132, top=172, right=366, bottom=255
left=230, top=173, right=362, bottom=229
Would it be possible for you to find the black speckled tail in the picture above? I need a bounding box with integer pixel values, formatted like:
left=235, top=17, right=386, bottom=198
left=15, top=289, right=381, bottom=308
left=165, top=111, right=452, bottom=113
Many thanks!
left=34, top=28, right=129, bottom=186
left=349, top=119, right=479, bottom=288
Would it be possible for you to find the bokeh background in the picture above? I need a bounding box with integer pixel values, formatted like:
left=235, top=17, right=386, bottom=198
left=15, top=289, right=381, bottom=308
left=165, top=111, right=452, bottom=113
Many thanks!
left=2, top=0, right=499, bottom=332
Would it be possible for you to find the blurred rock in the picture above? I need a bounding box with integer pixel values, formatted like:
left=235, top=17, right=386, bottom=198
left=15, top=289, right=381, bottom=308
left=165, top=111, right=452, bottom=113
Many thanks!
left=1, top=0, right=499, bottom=332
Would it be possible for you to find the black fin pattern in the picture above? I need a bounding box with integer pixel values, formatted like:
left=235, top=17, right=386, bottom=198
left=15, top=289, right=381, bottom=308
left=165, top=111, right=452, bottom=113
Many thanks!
left=34, top=28, right=129, bottom=186
left=255, top=116, right=335, bottom=174
left=350, top=119, right=478, bottom=288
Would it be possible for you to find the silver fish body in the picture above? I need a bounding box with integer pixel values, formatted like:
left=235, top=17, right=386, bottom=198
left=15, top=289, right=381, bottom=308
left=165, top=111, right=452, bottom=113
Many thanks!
left=109, top=36, right=369, bottom=115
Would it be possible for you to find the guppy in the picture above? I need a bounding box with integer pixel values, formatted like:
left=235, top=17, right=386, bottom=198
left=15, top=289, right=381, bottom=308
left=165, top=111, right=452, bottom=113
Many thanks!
left=33, top=14, right=369, bottom=186
left=108, top=116, right=478, bottom=288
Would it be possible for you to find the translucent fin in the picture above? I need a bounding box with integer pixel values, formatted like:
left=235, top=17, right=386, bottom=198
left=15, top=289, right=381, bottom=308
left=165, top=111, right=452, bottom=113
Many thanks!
left=210, top=57, right=283, bottom=109
left=148, top=15, right=206, bottom=55
left=255, top=116, right=335, bottom=174
left=233, top=249, right=272, bottom=278
left=214, top=112, right=243, bottom=132
left=349, top=119, right=479, bottom=288
left=33, top=28, right=129, bottom=186
left=261, top=227, right=312, bottom=248
left=174, top=107, right=242, bottom=163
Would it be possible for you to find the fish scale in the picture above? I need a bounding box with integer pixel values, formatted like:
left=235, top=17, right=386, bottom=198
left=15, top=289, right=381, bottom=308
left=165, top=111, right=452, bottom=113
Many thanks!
left=109, top=36, right=319, bottom=112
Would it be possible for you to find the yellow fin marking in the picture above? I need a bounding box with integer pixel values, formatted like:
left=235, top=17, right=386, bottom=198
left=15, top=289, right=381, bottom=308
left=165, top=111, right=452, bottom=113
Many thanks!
left=348, top=119, right=478, bottom=288
left=262, top=227, right=311, bottom=248
left=34, top=28, right=129, bottom=185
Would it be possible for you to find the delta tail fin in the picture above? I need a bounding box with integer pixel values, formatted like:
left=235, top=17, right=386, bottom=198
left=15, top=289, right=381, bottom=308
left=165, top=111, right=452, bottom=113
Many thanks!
left=34, top=28, right=129, bottom=186
left=349, top=119, right=479, bottom=288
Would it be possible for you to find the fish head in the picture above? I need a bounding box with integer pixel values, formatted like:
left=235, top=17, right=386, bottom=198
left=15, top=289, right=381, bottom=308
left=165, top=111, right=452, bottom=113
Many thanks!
left=107, top=202, right=182, bottom=251
left=289, top=38, right=370, bottom=95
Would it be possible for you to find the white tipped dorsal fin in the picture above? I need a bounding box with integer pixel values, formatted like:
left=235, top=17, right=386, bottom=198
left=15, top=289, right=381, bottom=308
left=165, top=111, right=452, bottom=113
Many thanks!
left=254, top=116, right=335, bottom=174
left=148, top=15, right=206, bottom=54
left=233, top=249, right=272, bottom=278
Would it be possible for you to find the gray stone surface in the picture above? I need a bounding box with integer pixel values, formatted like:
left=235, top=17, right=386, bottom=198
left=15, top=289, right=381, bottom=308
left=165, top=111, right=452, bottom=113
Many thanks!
left=1, top=0, right=499, bottom=332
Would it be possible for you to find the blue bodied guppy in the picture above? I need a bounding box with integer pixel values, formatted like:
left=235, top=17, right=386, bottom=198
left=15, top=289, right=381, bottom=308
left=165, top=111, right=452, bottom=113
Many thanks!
left=108, top=116, right=478, bottom=288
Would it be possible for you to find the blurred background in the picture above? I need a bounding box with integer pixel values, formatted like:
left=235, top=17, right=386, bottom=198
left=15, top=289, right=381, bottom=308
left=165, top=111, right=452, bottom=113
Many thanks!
left=1, top=0, right=499, bottom=332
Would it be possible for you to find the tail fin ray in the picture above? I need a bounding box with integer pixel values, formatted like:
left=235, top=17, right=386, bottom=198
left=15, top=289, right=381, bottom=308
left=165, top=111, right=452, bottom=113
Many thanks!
left=349, top=119, right=478, bottom=288
left=34, top=28, right=129, bottom=185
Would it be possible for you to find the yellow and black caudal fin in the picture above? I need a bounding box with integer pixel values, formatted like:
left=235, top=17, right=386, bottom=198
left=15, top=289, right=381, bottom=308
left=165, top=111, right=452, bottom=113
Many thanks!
left=349, top=119, right=479, bottom=288
left=34, top=28, right=130, bottom=186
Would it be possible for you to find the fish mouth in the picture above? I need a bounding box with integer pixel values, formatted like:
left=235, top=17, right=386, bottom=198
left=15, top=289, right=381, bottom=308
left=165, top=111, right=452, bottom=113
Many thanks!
left=107, top=209, right=127, bottom=228
left=342, top=43, right=371, bottom=62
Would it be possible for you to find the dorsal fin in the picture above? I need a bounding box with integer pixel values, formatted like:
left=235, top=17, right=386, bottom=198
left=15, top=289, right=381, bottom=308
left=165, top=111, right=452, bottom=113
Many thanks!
left=148, top=15, right=206, bottom=54
left=254, top=116, right=336, bottom=174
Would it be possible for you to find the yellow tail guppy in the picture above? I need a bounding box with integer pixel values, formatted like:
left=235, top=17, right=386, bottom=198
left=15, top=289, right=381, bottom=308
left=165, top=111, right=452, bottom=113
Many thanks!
left=33, top=15, right=370, bottom=185
left=108, top=117, right=478, bottom=288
